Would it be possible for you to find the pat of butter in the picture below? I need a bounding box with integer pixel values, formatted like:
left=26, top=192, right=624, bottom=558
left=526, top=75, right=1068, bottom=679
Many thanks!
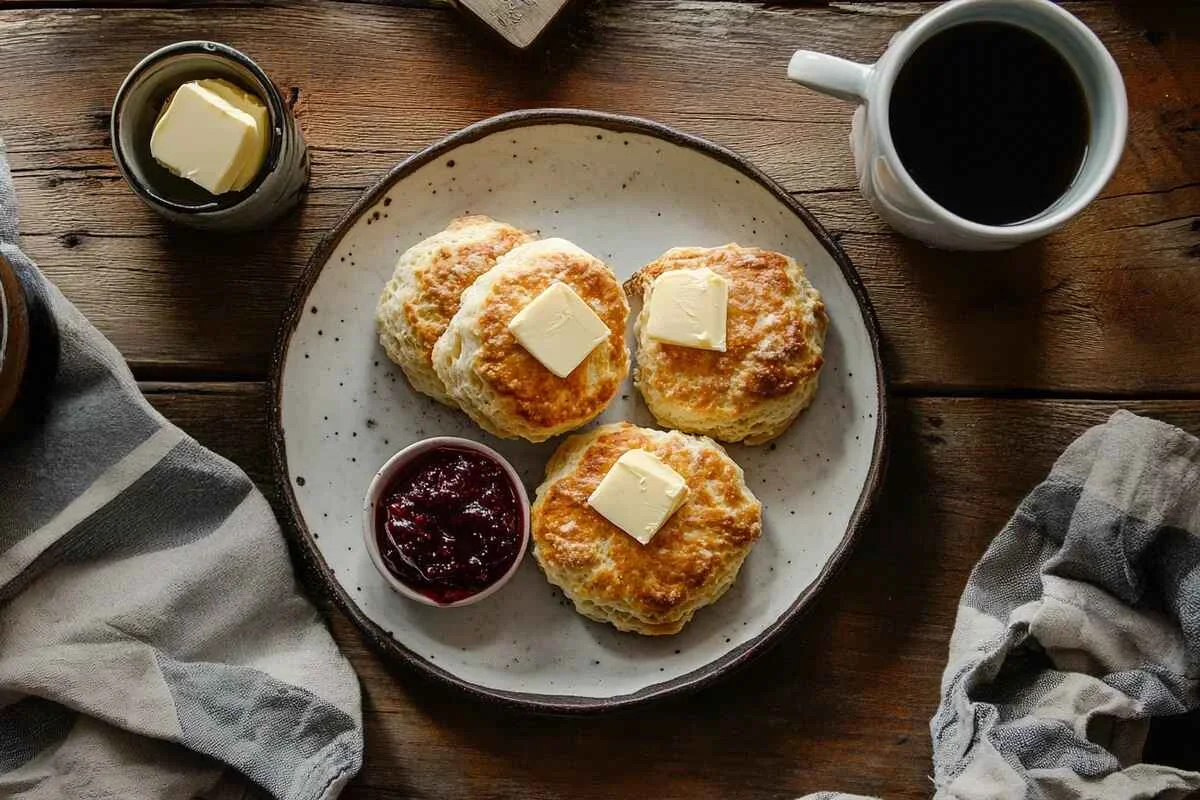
left=645, top=267, right=730, bottom=352
left=195, top=79, right=270, bottom=191
left=150, top=80, right=268, bottom=195
left=508, top=282, right=610, bottom=378
left=587, top=449, right=689, bottom=545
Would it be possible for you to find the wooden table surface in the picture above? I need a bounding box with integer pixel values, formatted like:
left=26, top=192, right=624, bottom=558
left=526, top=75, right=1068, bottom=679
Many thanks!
left=4, top=1, right=1198, bottom=797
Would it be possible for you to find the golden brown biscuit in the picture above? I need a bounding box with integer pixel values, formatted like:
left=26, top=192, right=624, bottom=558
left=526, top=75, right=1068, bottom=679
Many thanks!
left=626, top=244, right=827, bottom=445
left=532, top=422, right=763, bottom=635
left=432, top=238, right=630, bottom=443
left=376, top=215, right=533, bottom=406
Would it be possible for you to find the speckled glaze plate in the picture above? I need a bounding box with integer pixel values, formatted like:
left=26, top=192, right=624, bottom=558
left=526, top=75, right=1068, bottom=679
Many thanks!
left=271, top=110, right=887, bottom=712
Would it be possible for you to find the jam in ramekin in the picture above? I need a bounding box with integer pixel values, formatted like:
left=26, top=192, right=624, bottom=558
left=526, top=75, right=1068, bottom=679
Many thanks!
left=374, top=446, right=523, bottom=604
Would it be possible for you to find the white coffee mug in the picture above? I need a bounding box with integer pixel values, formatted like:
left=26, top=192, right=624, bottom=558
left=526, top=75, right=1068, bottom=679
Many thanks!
left=787, top=0, right=1127, bottom=250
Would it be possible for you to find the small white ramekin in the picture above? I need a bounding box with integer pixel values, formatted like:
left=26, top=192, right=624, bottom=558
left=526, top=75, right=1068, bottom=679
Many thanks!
left=362, top=436, right=530, bottom=607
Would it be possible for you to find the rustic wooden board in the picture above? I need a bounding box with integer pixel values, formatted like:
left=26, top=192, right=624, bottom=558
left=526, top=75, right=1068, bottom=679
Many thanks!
left=3, top=1, right=1197, bottom=389
left=11, top=0, right=1196, bottom=796
left=145, top=382, right=1200, bottom=799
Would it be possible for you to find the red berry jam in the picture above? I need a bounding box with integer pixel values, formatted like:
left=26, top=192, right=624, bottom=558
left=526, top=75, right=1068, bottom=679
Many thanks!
left=375, top=446, right=523, bottom=604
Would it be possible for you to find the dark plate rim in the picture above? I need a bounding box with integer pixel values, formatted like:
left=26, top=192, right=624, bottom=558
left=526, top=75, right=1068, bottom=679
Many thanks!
left=268, top=108, right=890, bottom=714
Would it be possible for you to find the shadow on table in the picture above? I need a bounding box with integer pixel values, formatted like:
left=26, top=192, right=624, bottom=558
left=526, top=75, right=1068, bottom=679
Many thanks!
left=439, top=0, right=604, bottom=98
left=143, top=202, right=314, bottom=379
left=893, top=235, right=1055, bottom=392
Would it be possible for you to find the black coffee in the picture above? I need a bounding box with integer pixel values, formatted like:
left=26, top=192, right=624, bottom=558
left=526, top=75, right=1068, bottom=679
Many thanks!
left=888, top=21, right=1089, bottom=226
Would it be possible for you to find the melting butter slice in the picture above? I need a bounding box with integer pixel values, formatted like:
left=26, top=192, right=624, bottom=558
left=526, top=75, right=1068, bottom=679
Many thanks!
left=587, top=449, right=689, bottom=545
left=508, top=282, right=609, bottom=378
left=150, top=79, right=268, bottom=195
left=645, top=267, right=730, bottom=352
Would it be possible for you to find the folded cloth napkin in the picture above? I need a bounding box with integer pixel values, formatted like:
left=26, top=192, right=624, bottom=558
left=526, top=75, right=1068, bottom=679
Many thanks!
left=804, top=410, right=1200, bottom=800
left=0, top=145, right=362, bottom=799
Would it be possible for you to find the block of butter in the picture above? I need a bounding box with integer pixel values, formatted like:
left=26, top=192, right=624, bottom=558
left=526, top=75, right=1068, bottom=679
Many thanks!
left=195, top=79, right=269, bottom=190
left=587, top=449, right=689, bottom=545
left=645, top=267, right=730, bottom=352
left=508, top=282, right=610, bottom=378
left=150, top=79, right=269, bottom=195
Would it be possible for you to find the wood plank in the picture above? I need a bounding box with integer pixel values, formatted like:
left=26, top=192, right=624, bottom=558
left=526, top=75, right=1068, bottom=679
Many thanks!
left=2, top=3, right=1193, bottom=192
left=15, top=175, right=1199, bottom=388
left=144, top=381, right=1200, bottom=799
left=3, top=2, right=1197, bottom=391
left=24, top=231, right=322, bottom=378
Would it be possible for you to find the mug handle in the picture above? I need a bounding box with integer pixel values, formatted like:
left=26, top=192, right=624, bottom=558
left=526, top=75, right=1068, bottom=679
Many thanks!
left=787, top=51, right=873, bottom=103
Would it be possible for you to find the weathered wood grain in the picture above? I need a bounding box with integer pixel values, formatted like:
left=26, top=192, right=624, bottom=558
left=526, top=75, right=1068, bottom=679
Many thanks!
left=23, top=2, right=1200, bottom=798
left=15, top=174, right=1198, bottom=387
left=145, top=381, right=1200, bottom=799
left=2, top=1, right=1197, bottom=389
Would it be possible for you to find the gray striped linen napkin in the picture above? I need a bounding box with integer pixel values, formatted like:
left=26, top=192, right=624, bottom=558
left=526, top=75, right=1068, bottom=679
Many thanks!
left=803, top=410, right=1200, bottom=799
left=0, top=145, right=362, bottom=799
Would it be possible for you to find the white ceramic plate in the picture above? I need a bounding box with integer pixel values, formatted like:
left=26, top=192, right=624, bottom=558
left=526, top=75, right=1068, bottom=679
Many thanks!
left=271, top=110, right=886, bottom=711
